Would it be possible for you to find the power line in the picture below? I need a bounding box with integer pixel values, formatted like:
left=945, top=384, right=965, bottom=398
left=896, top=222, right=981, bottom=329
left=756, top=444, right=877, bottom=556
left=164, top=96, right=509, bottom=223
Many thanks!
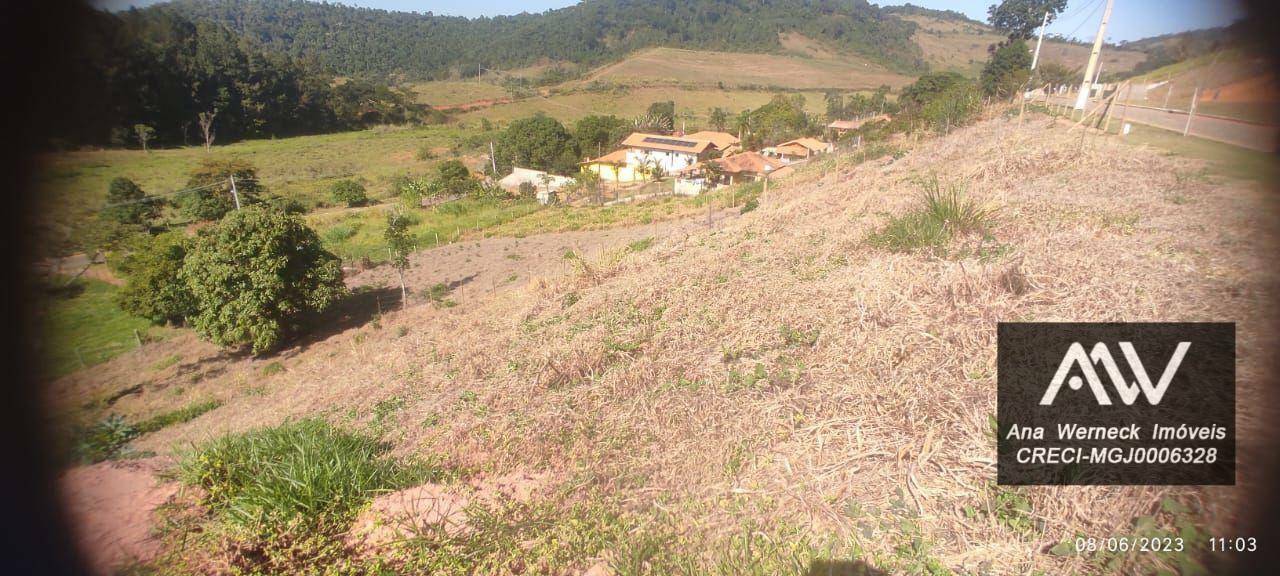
left=1053, top=0, right=1105, bottom=43
left=98, top=178, right=260, bottom=210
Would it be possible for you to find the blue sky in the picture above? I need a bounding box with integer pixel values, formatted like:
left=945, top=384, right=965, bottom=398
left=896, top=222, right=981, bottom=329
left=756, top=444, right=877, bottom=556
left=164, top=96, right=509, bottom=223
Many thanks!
left=94, top=0, right=1246, bottom=43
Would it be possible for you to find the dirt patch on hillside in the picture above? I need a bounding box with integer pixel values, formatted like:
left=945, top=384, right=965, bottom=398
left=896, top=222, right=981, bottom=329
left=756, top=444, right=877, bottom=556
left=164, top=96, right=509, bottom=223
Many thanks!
left=347, top=215, right=733, bottom=304
left=60, top=458, right=177, bottom=575
left=345, top=470, right=554, bottom=554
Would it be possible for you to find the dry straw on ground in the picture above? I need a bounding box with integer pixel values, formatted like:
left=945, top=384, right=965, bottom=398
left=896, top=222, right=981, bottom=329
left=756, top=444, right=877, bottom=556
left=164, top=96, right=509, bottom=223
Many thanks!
left=55, top=115, right=1278, bottom=574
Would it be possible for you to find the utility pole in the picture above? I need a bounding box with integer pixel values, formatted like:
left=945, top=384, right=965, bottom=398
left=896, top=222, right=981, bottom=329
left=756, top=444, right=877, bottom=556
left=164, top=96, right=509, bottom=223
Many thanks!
left=1074, top=0, right=1115, bottom=111
left=229, top=175, right=241, bottom=210
left=1184, top=51, right=1222, bottom=137
left=1183, top=86, right=1200, bottom=136
left=1030, top=11, right=1049, bottom=70
left=488, top=141, right=498, bottom=174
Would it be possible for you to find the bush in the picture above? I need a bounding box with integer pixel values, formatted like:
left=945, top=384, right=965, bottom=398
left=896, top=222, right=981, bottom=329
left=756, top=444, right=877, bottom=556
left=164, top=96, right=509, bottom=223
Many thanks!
left=869, top=178, right=997, bottom=254
left=115, top=231, right=197, bottom=325
left=176, top=158, right=263, bottom=221
left=329, top=179, right=369, bottom=207
left=101, top=177, right=160, bottom=227
left=321, top=222, right=360, bottom=244
left=178, top=419, right=433, bottom=532
left=181, top=207, right=346, bottom=353
left=981, top=40, right=1033, bottom=99
left=920, top=82, right=981, bottom=134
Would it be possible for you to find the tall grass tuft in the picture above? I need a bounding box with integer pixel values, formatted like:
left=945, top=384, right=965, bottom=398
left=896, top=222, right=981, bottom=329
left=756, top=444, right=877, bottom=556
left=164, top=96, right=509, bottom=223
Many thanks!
left=869, top=177, right=997, bottom=254
left=178, top=419, right=439, bottom=533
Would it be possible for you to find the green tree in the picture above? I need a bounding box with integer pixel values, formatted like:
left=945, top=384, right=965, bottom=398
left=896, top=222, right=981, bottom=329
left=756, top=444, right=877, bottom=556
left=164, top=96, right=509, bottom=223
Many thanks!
left=436, top=159, right=472, bottom=194
left=176, top=158, right=263, bottom=221
left=708, top=107, right=730, bottom=132
left=646, top=101, right=675, bottom=128
left=384, top=210, right=413, bottom=309
left=987, top=0, right=1068, bottom=40
left=824, top=92, right=846, bottom=120
left=899, top=72, right=968, bottom=112
left=573, top=115, right=629, bottom=159
left=181, top=207, right=346, bottom=353
left=101, top=177, right=160, bottom=228
left=114, top=232, right=196, bottom=325
left=981, top=39, right=1033, bottom=99
left=1034, top=61, right=1077, bottom=89
left=330, top=179, right=369, bottom=207
left=493, top=114, right=579, bottom=176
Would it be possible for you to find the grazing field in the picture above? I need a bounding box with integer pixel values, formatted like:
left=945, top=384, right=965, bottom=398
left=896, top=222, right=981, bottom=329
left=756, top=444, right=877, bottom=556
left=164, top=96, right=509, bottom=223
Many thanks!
left=53, top=115, right=1277, bottom=574
left=34, top=124, right=497, bottom=258
left=408, top=80, right=510, bottom=107
left=900, top=14, right=1147, bottom=76
left=581, top=46, right=911, bottom=90
left=39, top=278, right=171, bottom=379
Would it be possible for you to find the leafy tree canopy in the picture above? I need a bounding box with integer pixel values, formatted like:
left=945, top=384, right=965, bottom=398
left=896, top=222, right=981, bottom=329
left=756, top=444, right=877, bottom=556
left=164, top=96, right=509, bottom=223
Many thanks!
left=493, top=114, right=579, bottom=176
left=114, top=232, right=196, bottom=326
left=102, top=177, right=160, bottom=228
left=177, top=158, right=264, bottom=221
left=181, top=207, right=346, bottom=354
left=987, top=0, right=1068, bottom=40
left=981, top=39, right=1033, bottom=98
left=573, top=115, right=630, bottom=159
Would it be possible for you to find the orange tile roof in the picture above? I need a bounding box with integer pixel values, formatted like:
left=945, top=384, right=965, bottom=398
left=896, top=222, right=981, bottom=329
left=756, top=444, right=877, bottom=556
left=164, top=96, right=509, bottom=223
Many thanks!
left=685, top=131, right=741, bottom=149
left=712, top=151, right=786, bottom=175
left=827, top=115, right=890, bottom=130
left=581, top=149, right=629, bottom=165
left=779, top=137, right=831, bottom=152
left=622, top=133, right=714, bottom=154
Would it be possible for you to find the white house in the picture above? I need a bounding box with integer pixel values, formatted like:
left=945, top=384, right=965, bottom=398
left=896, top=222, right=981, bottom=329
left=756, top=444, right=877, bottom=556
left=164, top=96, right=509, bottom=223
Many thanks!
left=498, top=167, right=574, bottom=204
left=621, top=133, right=718, bottom=176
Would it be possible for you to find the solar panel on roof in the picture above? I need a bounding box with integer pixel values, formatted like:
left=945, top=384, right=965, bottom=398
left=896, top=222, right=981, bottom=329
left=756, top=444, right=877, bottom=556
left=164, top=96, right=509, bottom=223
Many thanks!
left=642, top=137, right=698, bottom=148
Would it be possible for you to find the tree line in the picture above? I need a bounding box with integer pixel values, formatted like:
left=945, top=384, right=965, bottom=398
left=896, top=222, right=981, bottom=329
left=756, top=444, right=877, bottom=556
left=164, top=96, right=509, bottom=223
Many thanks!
left=50, top=5, right=438, bottom=148
left=156, top=0, right=929, bottom=80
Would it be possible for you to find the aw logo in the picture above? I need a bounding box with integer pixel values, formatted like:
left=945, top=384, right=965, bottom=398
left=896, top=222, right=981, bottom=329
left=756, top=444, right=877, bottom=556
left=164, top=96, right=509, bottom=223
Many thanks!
left=997, top=322, right=1235, bottom=486
left=1039, top=341, right=1191, bottom=406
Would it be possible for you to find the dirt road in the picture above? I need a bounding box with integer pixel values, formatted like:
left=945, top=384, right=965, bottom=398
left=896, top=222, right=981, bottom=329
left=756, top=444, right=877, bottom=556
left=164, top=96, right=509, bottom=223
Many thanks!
left=1046, top=94, right=1279, bottom=151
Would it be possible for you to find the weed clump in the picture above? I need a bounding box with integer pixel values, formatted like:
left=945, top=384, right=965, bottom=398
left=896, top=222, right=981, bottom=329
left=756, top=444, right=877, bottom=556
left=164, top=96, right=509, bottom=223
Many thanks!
left=178, top=419, right=437, bottom=533
left=868, top=177, right=997, bottom=255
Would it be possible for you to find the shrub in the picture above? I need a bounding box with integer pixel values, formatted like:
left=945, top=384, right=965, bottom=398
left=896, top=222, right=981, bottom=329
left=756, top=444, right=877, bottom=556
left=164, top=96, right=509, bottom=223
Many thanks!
left=75, top=414, right=138, bottom=463
left=981, top=40, right=1033, bottom=99
left=321, top=222, right=360, bottom=244
left=330, top=179, right=369, bottom=207
left=101, top=177, right=160, bottom=227
left=115, top=231, right=197, bottom=325
left=181, top=207, right=346, bottom=354
left=176, top=158, right=263, bottom=221
left=178, top=419, right=434, bottom=532
left=869, top=178, right=997, bottom=254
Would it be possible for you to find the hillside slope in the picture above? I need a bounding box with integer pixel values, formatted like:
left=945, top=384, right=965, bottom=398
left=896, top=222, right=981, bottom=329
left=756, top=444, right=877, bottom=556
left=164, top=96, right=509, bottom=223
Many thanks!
left=580, top=46, right=912, bottom=90
left=56, top=117, right=1276, bottom=573
left=897, top=11, right=1147, bottom=76
left=156, top=0, right=926, bottom=79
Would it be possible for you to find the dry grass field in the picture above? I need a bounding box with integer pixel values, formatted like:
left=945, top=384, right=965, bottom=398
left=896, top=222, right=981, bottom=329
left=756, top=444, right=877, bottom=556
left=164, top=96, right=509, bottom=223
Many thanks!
left=54, top=112, right=1278, bottom=574
left=902, top=14, right=1147, bottom=76
left=582, top=46, right=912, bottom=90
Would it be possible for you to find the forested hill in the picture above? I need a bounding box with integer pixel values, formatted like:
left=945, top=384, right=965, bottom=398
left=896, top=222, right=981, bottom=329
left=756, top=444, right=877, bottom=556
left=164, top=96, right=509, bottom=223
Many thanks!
left=153, top=0, right=927, bottom=78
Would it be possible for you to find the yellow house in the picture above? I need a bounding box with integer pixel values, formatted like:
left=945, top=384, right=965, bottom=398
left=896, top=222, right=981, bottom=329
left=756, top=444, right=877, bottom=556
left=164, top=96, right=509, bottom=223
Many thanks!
left=580, top=149, right=644, bottom=183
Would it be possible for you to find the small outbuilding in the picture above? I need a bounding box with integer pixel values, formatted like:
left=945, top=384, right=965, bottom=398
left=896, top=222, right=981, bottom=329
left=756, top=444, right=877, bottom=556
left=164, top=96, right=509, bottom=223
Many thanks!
left=498, top=167, right=574, bottom=204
